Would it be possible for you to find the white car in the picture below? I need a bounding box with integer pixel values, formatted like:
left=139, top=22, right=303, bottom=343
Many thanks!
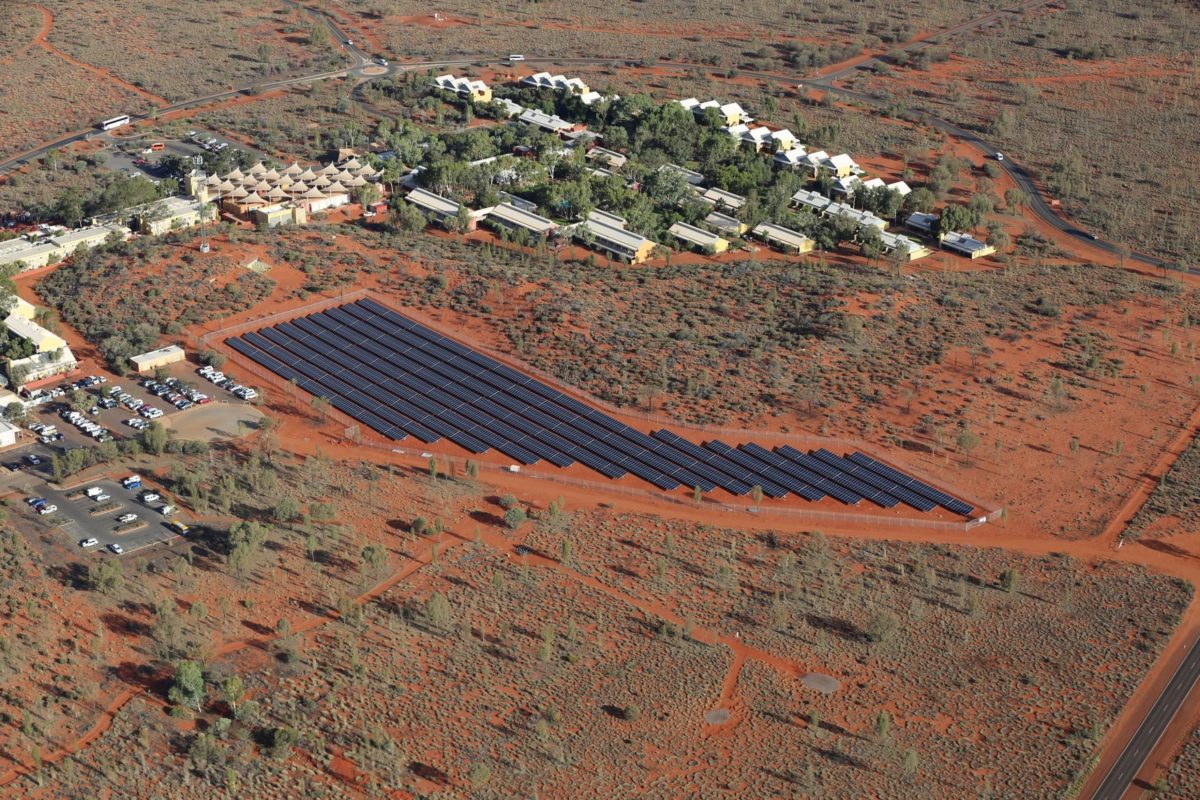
left=38, top=504, right=57, bottom=515
left=94, top=494, right=110, bottom=502
left=108, top=543, right=124, bottom=554
left=995, top=152, right=1005, bottom=162
left=117, top=513, right=138, bottom=524
left=79, top=538, right=99, bottom=548
left=142, top=493, right=161, bottom=503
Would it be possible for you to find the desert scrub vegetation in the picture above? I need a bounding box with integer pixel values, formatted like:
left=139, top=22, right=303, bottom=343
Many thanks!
left=349, top=222, right=1191, bottom=427
left=40, top=0, right=345, bottom=101
left=1162, top=724, right=1200, bottom=798
left=0, top=48, right=148, bottom=161
left=850, top=0, right=1200, bottom=265
left=522, top=511, right=1193, bottom=798
left=347, top=0, right=1007, bottom=71
left=1127, top=433, right=1200, bottom=539
left=37, top=233, right=275, bottom=371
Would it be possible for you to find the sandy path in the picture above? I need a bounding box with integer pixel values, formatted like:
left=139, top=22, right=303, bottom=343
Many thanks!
left=0, top=2, right=52, bottom=65
left=30, top=4, right=169, bottom=107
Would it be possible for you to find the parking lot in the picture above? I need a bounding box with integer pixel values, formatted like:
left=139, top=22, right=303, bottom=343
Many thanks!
left=21, top=359, right=258, bottom=453
left=104, top=128, right=271, bottom=182
left=21, top=476, right=187, bottom=556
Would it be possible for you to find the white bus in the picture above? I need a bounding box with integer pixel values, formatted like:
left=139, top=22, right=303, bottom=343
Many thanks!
left=98, top=115, right=130, bottom=131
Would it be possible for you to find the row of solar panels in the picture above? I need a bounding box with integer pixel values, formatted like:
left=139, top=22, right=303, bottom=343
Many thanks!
left=227, top=299, right=973, bottom=516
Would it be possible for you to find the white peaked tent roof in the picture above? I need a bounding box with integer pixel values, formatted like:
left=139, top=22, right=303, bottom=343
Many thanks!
left=204, top=174, right=221, bottom=186
left=228, top=186, right=249, bottom=199
left=318, top=163, right=339, bottom=176
left=325, top=181, right=348, bottom=195
left=262, top=168, right=280, bottom=181
left=354, top=164, right=378, bottom=177
left=297, top=168, right=317, bottom=182
left=283, top=162, right=302, bottom=176
left=242, top=192, right=266, bottom=205
left=340, top=157, right=363, bottom=170
left=253, top=180, right=273, bottom=193
left=289, top=181, right=310, bottom=193
left=215, top=180, right=237, bottom=193
left=301, top=187, right=326, bottom=199
left=226, top=168, right=244, bottom=180
left=336, top=170, right=355, bottom=183
left=312, top=175, right=332, bottom=187
left=266, top=186, right=289, bottom=200
left=248, top=162, right=267, bottom=174
left=346, top=175, right=368, bottom=187
left=240, top=175, right=259, bottom=188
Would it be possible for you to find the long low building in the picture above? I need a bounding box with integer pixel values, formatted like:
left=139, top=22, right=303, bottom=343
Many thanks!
left=433, top=74, right=492, bottom=103
left=129, top=344, right=186, bottom=373
left=0, top=223, right=130, bottom=272
left=704, top=211, right=747, bottom=236
left=575, top=213, right=657, bottom=264
left=880, top=231, right=932, bottom=261
left=669, top=222, right=728, bottom=254
left=126, top=196, right=211, bottom=236
left=487, top=203, right=557, bottom=238
left=752, top=222, right=813, bottom=254
left=941, top=231, right=996, bottom=259
left=406, top=187, right=466, bottom=224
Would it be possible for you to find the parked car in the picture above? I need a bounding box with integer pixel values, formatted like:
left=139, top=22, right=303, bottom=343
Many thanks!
left=108, top=543, right=124, bottom=554
left=142, top=492, right=161, bottom=504
left=94, top=494, right=110, bottom=502
left=37, top=504, right=57, bottom=515
left=117, top=513, right=138, bottom=524
left=25, top=454, right=41, bottom=466
left=79, top=538, right=99, bottom=548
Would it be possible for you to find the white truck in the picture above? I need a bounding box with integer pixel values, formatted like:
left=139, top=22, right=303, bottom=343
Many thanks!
left=85, top=486, right=104, bottom=499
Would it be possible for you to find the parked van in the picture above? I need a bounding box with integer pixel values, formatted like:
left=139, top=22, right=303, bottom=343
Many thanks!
left=85, top=486, right=103, bottom=498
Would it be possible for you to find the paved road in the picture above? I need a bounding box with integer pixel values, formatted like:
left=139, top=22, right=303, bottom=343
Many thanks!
left=1091, top=633, right=1200, bottom=799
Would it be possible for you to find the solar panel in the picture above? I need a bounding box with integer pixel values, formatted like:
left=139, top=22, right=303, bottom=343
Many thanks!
left=797, top=448, right=906, bottom=509
left=846, top=452, right=972, bottom=515
left=736, top=443, right=835, bottom=503
left=700, top=441, right=792, bottom=499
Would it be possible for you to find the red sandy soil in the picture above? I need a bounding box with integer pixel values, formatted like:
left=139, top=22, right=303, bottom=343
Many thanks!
left=30, top=4, right=168, bottom=107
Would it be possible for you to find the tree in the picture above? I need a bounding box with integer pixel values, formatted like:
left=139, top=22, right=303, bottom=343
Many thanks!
left=426, top=591, right=451, bottom=629
left=866, top=610, right=899, bottom=644
left=361, top=543, right=387, bottom=573
left=999, top=568, right=1019, bottom=593
left=221, top=675, right=244, bottom=715
left=142, top=420, right=168, bottom=455
left=3, top=402, right=25, bottom=425
left=355, top=182, right=381, bottom=209
left=168, top=660, right=205, bottom=710
left=504, top=506, right=528, bottom=530
left=273, top=496, right=300, bottom=522
left=934, top=204, right=974, bottom=238
left=956, top=427, right=980, bottom=458
left=88, top=559, right=123, bottom=594
left=901, top=748, right=920, bottom=777
left=875, top=710, right=892, bottom=741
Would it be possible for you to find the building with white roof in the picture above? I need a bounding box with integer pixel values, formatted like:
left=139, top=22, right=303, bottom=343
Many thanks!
left=518, top=109, right=578, bottom=135
left=661, top=164, right=706, bottom=186
left=752, top=222, right=814, bottom=254
left=792, top=188, right=832, bottom=213
left=774, top=147, right=808, bottom=169
left=586, top=146, right=627, bottom=170
left=879, top=231, right=932, bottom=261
left=406, top=188, right=473, bottom=229
left=521, top=72, right=590, bottom=94
left=576, top=213, right=657, bottom=263
left=433, top=74, right=493, bottom=103
left=703, top=211, right=747, bottom=236
left=822, top=153, right=861, bottom=178
left=940, top=231, right=996, bottom=259
left=700, top=187, right=746, bottom=210
left=886, top=180, right=912, bottom=196
left=487, top=203, right=557, bottom=238
left=129, top=344, right=185, bottom=373
left=668, top=222, right=728, bottom=253
left=679, top=98, right=751, bottom=126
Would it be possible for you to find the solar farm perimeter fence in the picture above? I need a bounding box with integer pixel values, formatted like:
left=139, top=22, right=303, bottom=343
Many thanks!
left=201, top=291, right=1001, bottom=533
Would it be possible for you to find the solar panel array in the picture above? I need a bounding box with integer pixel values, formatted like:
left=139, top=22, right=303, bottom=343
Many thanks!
left=227, top=299, right=975, bottom=517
